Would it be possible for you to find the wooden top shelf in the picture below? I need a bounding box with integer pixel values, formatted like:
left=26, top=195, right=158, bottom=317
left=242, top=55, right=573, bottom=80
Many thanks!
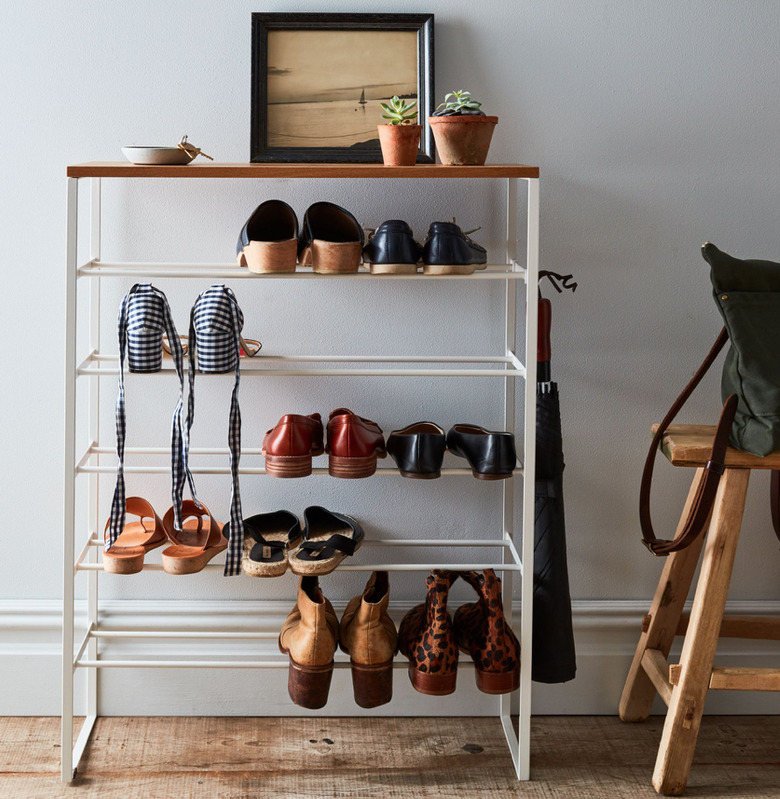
left=66, top=162, right=539, bottom=179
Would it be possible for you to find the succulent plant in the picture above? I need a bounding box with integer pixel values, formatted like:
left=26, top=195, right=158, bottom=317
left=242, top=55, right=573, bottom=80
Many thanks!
left=380, top=95, right=418, bottom=125
left=432, top=89, right=486, bottom=117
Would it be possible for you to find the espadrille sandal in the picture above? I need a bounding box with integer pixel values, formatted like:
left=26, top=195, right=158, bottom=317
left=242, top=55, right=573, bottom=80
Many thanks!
left=240, top=510, right=303, bottom=577
left=161, top=500, right=227, bottom=574
left=103, top=497, right=167, bottom=574
left=289, top=506, right=364, bottom=576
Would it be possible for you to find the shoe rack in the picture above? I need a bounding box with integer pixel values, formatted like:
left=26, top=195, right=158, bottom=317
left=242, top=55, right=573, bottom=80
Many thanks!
left=62, top=162, right=540, bottom=783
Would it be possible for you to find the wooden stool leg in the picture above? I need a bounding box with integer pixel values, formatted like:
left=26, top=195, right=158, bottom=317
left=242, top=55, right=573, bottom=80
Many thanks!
left=619, top=468, right=708, bottom=722
left=652, top=467, right=750, bottom=795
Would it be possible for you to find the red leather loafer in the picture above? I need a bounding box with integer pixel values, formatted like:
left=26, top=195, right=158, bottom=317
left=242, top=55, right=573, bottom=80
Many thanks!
left=326, top=408, right=386, bottom=478
left=262, top=413, right=324, bottom=478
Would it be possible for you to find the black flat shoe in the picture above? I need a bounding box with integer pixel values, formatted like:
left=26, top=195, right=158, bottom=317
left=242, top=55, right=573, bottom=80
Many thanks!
left=240, top=510, right=302, bottom=577
left=363, top=220, right=423, bottom=275
left=422, top=221, right=487, bottom=275
left=236, top=200, right=298, bottom=273
left=386, top=422, right=446, bottom=478
left=446, top=424, right=517, bottom=480
left=298, top=202, right=364, bottom=274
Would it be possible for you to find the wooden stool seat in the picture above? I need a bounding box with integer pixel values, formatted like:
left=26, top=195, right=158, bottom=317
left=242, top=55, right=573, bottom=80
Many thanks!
left=652, top=423, right=780, bottom=469
left=620, top=423, right=780, bottom=795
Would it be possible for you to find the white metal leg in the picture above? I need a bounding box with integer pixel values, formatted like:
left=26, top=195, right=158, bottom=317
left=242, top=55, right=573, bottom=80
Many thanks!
left=86, top=178, right=101, bottom=724
left=62, top=177, right=79, bottom=782
left=517, top=176, right=540, bottom=781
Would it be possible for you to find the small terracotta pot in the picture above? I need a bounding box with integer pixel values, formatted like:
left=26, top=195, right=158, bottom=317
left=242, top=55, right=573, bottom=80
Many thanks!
left=377, top=124, right=421, bottom=166
left=428, top=115, right=498, bottom=166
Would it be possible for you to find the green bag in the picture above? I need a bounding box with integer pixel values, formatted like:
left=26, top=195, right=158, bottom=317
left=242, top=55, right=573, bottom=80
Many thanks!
left=703, top=242, right=780, bottom=457
left=639, top=242, right=780, bottom=555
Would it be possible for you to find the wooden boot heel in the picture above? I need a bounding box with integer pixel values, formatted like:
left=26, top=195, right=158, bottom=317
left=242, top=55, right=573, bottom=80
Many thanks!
left=351, top=660, right=394, bottom=708
left=287, top=658, right=334, bottom=709
left=408, top=665, right=457, bottom=696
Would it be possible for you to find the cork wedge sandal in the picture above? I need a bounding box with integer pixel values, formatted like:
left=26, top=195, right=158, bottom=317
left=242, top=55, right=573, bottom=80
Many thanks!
left=241, top=510, right=303, bottom=578
left=103, top=497, right=167, bottom=574
left=161, top=500, right=227, bottom=574
left=289, top=506, right=364, bottom=576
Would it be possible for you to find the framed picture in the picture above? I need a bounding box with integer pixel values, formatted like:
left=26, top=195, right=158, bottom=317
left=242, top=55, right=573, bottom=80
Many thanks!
left=251, top=13, right=434, bottom=163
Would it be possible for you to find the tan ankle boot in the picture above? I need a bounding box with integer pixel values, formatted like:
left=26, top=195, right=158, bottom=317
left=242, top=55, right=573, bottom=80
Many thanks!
left=340, top=571, right=397, bottom=708
left=278, top=576, right=339, bottom=709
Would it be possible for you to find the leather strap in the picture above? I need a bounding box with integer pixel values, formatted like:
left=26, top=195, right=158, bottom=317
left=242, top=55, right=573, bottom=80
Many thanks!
left=639, top=327, right=738, bottom=555
left=772, top=470, right=780, bottom=544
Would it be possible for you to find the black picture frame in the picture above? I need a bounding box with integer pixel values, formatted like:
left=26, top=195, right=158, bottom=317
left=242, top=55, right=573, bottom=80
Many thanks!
left=251, top=13, right=434, bottom=163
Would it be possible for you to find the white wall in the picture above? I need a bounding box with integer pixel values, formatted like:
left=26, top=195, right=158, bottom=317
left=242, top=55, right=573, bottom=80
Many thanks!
left=2, top=0, right=780, bottom=714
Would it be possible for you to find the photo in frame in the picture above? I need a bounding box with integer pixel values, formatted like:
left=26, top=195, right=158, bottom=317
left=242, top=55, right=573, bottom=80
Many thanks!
left=251, top=13, right=434, bottom=163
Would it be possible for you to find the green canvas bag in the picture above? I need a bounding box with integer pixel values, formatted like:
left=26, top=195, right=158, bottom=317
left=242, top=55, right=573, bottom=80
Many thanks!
left=704, top=242, right=780, bottom=457
left=639, top=243, right=780, bottom=555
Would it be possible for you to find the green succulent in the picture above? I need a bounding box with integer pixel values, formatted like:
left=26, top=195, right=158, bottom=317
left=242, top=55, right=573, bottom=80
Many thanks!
left=380, top=95, right=418, bottom=125
left=435, top=89, right=483, bottom=115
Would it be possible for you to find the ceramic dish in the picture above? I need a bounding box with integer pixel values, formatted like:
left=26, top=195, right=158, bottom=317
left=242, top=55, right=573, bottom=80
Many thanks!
left=121, top=146, right=196, bottom=166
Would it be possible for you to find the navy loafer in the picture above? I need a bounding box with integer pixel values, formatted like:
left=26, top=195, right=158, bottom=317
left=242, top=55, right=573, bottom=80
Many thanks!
left=363, top=220, right=423, bottom=275
left=422, top=221, right=487, bottom=275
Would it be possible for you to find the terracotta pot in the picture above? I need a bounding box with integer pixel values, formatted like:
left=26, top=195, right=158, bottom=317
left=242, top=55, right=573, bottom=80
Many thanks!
left=377, top=124, right=421, bottom=166
left=428, top=115, right=498, bottom=166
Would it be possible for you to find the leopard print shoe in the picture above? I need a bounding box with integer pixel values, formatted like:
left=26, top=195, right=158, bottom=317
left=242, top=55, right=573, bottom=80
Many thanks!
left=398, top=570, right=459, bottom=695
left=454, top=570, right=520, bottom=694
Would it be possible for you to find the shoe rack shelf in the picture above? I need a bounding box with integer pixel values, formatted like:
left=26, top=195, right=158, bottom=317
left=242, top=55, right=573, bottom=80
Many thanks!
left=62, top=162, right=539, bottom=783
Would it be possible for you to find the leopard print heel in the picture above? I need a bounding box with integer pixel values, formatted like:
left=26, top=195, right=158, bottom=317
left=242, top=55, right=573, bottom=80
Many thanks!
left=398, top=570, right=459, bottom=696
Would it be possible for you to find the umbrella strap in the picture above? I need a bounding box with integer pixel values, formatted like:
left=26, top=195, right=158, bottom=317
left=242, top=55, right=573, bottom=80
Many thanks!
left=639, top=327, right=740, bottom=555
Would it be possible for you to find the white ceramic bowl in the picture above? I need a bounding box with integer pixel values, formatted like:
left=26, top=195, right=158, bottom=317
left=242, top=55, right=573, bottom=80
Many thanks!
left=121, top=146, right=196, bottom=165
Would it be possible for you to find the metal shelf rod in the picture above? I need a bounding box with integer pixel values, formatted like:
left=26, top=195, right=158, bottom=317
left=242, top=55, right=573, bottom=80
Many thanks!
left=76, top=561, right=523, bottom=573
left=74, top=657, right=478, bottom=670
left=78, top=259, right=527, bottom=280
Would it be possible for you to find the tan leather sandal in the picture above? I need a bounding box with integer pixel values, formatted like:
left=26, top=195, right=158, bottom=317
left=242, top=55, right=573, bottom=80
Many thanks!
left=103, top=497, right=167, bottom=575
left=161, top=500, right=227, bottom=574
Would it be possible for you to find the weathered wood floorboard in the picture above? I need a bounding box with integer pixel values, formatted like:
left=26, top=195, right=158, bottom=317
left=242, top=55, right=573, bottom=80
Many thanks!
left=2, top=716, right=780, bottom=798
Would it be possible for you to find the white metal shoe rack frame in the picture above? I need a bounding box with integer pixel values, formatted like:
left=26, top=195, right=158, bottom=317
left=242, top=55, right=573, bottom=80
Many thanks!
left=62, top=162, right=540, bottom=783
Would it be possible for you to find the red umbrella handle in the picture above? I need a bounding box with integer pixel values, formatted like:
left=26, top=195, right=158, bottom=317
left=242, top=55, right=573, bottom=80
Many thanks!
left=538, top=297, right=552, bottom=381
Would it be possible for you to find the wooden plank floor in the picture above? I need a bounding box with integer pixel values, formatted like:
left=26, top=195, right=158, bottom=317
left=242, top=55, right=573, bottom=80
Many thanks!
left=2, top=716, right=780, bottom=798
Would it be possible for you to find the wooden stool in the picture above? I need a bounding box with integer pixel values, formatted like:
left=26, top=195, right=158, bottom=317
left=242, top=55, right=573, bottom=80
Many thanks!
left=620, top=424, right=780, bottom=796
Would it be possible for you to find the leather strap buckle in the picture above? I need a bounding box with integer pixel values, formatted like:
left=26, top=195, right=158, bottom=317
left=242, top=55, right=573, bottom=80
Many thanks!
left=705, top=459, right=725, bottom=476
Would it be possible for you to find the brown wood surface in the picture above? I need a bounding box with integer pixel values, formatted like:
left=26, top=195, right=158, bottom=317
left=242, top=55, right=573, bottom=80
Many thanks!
left=619, top=468, right=708, bottom=723
left=707, top=668, right=780, bottom=692
left=641, top=649, right=673, bottom=706
left=5, top=715, right=780, bottom=798
left=653, top=467, right=751, bottom=795
left=651, top=424, right=780, bottom=469
left=677, top=614, right=780, bottom=641
left=66, top=162, right=540, bottom=179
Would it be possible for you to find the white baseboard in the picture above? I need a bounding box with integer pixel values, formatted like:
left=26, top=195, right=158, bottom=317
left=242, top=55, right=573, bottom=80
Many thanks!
left=3, top=599, right=780, bottom=716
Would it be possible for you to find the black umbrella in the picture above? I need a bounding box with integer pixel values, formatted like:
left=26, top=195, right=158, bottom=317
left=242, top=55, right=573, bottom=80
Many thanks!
left=532, top=272, right=577, bottom=684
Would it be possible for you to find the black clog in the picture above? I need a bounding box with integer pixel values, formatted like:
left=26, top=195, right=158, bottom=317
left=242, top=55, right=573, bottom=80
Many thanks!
left=236, top=200, right=298, bottom=273
left=298, top=202, right=364, bottom=274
